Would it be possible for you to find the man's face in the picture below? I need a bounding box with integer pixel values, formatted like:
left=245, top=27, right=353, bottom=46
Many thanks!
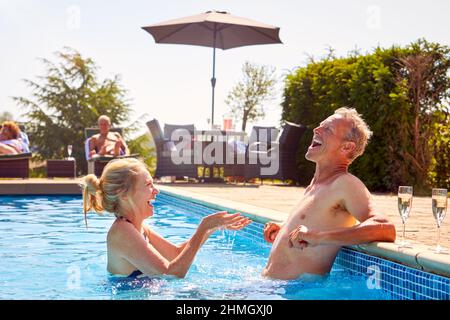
left=98, top=119, right=110, bottom=135
left=305, top=115, right=350, bottom=162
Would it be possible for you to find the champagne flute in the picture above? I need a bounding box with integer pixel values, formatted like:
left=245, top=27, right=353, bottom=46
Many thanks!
left=432, top=188, right=447, bottom=253
left=397, top=186, right=413, bottom=248
left=67, top=145, right=73, bottom=160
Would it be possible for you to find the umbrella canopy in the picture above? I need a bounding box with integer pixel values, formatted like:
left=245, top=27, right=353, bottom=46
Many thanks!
left=142, top=10, right=282, bottom=127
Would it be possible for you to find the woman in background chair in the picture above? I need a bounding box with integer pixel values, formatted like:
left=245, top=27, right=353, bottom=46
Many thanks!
left=0, top=121, right=27, bottom=155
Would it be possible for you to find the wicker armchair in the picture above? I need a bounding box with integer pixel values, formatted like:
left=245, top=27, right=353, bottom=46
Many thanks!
left=146, top=119, right=197, bottom=180
left=244, top=122, right=306, bottom=183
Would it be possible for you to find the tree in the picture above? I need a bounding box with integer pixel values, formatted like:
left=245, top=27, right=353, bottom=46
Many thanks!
left=281, top=39, right=449, bottom=192
left=395, top=39, right=450, bottom=191
left=0, top=111, right=14, bottom=123
left=225, top=62, right=276, bottom=131
left=13, top=47, right=132, bottom=174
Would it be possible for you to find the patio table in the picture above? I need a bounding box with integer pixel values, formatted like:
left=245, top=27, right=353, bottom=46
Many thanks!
left=194, top=130, right=246, bottom=182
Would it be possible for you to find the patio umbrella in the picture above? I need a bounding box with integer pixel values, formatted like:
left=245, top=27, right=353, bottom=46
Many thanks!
left=142, top=10, right=282, bottom=127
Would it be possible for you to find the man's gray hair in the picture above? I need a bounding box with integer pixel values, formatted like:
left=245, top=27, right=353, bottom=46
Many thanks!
left=334, top=107, right=373, bottom=161
left=98, top=115, right=111, bottom=124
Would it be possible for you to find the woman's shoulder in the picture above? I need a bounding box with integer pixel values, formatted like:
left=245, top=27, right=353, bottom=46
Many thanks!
left=107, top=219, right=135, bottom=243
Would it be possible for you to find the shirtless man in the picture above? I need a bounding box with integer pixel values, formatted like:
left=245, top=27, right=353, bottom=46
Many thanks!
left=89, top=115, right=129, bottom=158
left=262, top=107, right=396, bottom=280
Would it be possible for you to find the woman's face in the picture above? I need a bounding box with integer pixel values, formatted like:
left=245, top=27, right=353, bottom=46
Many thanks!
left=128, top=168, right=159, bottom=219
left=0, top=126, right=11, bottom=139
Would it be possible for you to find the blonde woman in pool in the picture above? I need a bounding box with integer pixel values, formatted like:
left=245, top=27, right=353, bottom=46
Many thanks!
left=82, top=158, right=251, bottom=278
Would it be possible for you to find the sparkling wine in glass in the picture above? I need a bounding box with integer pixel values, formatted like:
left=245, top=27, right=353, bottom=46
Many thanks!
left=397, top=186, right=413, bottom=248
left=67, top=145, right=73, bottom=160
left=432, top=188, right=447, bottom=253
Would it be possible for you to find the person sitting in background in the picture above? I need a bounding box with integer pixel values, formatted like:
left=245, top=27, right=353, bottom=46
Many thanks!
left=88, top=115, right=129, bottom=158
left=82, top=158, right=251, bottom=278
left=0, top=121, right=29, bottom=155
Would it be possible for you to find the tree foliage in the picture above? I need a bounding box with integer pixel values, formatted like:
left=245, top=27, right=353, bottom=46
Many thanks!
left=0, top=111, right=14, bottom=123
left=281, top=39, right=449, bottom=193
left=13, top=47, right=132, bottom=174
left=225, top=61, right=277, bottom=131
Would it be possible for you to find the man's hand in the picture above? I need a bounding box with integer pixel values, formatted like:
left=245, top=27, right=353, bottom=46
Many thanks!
left=263, top=222, right=281, bottom=243
left=288, top=225, right=321, bottom=250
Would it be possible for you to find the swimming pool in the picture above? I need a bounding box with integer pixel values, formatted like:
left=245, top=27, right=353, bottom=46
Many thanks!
left=0, top=193, right=448, bottom=300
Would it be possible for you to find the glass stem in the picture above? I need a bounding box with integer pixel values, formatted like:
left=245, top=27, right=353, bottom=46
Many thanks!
left=437, top=225, right=441, bottom=249
left=402, top=222, right=406, bottom=244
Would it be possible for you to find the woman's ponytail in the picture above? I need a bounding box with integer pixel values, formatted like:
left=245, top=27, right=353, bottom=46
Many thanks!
left=82, top=174, right=104, bottom=227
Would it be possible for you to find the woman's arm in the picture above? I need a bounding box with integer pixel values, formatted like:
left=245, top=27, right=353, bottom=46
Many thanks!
left=144, top=226, right=188, bottom=261
left=114, top=212, right=249, bottom=278
left=113, top=221, right=209, bottom=278
left=0, top=140, right=20, bottom=154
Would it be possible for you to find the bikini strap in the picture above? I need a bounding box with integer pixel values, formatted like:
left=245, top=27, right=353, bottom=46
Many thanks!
left=117, top=216, right=133, bottom=224
left=116, top=216, right=147, bottom=240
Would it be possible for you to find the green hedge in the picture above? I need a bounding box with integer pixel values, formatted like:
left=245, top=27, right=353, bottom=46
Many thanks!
left=281, top=39, right=449, bottom=193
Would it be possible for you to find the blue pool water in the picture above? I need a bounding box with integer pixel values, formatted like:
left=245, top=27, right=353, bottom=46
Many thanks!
left=0, top=194, right=392, bottom=300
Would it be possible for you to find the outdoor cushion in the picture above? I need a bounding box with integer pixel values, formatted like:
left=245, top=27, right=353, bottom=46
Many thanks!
left=0, top=152, right=32, bottom=160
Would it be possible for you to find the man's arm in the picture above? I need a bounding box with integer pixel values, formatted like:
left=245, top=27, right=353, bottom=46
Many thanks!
left=115, top=132, right=130, bottom=155
left=88, top=136, right=98, bottom=157
left=289, top=175, right=396, bottom=249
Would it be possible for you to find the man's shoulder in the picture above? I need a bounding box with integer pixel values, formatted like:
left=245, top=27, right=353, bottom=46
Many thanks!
left=332, top=173, right=368, bottom=193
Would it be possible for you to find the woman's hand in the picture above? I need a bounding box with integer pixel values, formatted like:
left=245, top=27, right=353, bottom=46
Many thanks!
left=200, top=211, right=251, bottom=234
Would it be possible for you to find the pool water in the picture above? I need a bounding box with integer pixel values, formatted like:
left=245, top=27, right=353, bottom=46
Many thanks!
left=0, top=195, right=391, bottom=300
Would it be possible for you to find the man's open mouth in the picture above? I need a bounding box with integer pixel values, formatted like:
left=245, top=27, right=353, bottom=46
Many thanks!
left=310, top=138, right=323, bottom=148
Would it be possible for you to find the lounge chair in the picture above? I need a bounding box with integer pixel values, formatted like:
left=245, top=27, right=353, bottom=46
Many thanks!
left=0, top=126, right=31, bottom=179
left=244, top=122, right=306, bottom=183
left=84, top=127, right=137, bottom=177
left=0, top=153, right=32, bottom=178
left=146, top=119, right=197, bottom=180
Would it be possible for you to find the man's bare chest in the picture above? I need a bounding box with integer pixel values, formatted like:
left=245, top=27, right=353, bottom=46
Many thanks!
left=286, top=188, right=353, bottom=230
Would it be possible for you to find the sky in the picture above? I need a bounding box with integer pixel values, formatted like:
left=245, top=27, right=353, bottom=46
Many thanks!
left=1, top=0, right=449, bottom=136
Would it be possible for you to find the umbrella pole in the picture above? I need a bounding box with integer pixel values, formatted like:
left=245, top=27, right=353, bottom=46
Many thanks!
left=211, top=27, right=217, bottom=128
